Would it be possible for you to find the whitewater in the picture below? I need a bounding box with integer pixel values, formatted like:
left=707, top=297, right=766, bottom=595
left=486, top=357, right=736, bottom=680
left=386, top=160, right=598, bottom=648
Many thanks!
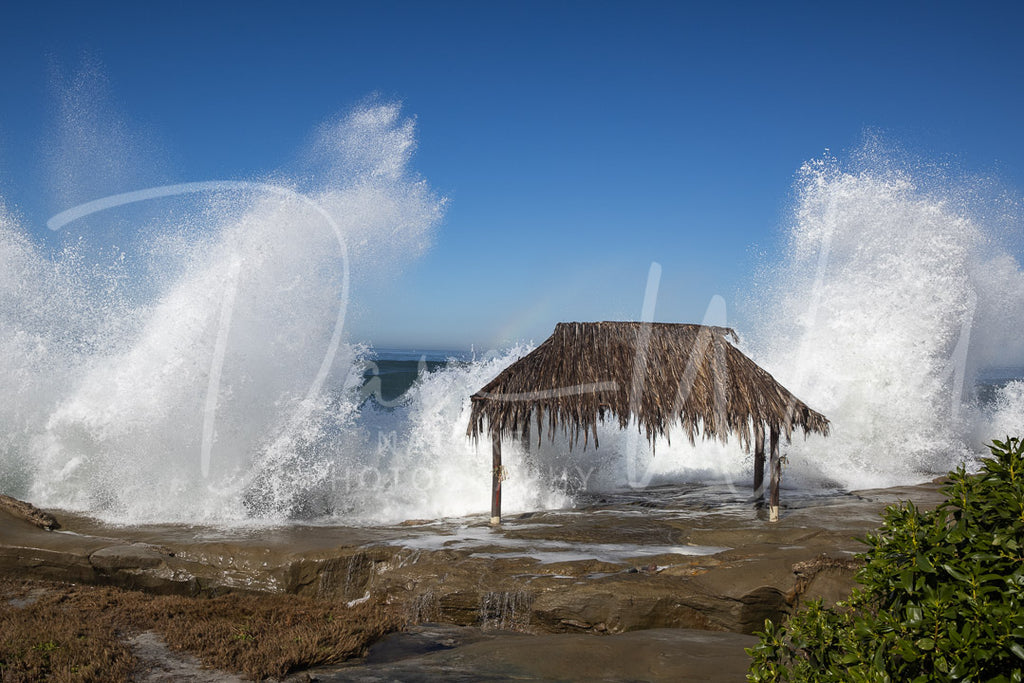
left=1, top=106, right=1023, bottom=526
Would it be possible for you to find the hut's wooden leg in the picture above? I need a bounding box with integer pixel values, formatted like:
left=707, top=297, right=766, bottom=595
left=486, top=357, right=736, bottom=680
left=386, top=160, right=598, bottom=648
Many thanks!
left=769, top=426, right=781, bottom=522
left=490, top=432, right=502, bottom=525
left=753, top=424, right=765, bottom=505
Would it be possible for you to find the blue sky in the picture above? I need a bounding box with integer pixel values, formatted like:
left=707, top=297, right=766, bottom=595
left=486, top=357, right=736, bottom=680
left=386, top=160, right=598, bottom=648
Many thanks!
left=2, top=1, right=1023, bottom=351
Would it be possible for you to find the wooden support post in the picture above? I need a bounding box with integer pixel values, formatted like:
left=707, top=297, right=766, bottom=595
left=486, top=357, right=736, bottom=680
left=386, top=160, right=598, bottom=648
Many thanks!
left=490, top=431, right=502, bottom=525
left=753, top=423, right=765, bottom=505
left=769, top=425, right=781, bottom=522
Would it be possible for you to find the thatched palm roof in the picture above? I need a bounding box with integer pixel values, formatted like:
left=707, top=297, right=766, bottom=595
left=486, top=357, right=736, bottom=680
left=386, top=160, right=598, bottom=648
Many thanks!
left=468, top=321, right=829, bottom=450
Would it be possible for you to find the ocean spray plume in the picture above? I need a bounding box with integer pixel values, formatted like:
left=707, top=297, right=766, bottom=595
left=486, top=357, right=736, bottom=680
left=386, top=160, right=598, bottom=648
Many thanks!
left=743, top=149, right=1024, bottom=489
left=31, top=187, right=353, bottom=521
left=46, top=181, right=353, bottom=481
left=45, top=57, right=168, bottom=224
left=1, top=103, right=449, bottom=523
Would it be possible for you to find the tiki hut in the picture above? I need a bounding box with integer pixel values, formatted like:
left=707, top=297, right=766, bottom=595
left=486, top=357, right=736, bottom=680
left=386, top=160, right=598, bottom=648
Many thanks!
left=468, top=322, right=829, bottom=523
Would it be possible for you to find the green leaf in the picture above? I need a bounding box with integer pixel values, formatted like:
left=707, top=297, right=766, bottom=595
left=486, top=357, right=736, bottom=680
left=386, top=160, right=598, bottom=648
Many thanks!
left=899, top=642, right=920, bottom=662
left=943, top=564, right=970, bottom=581
left=1010, top=641, right=1024, bottom=661
left=949, top=659, right=971, bottom=678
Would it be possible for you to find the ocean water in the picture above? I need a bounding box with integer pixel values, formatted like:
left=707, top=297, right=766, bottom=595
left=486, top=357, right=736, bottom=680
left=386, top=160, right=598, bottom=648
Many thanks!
left=1, top=106, right=1023, bottom=525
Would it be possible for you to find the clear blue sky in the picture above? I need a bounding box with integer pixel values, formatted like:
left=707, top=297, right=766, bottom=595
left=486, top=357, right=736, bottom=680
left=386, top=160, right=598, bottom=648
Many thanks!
left=1, top=1, right=1022, bottom=351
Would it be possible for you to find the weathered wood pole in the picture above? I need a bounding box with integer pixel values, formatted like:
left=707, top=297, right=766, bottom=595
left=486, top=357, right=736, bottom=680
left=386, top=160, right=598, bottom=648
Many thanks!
left=490, top=430, right=502, bottom=525
left=753, top=422, right=765, bottom=504
left=769, top=425, right=781, bottom=522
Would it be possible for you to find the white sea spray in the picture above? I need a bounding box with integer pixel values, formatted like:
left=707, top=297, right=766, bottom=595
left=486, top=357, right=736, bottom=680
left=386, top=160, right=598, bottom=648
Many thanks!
left=3, top=115, right=1023, bottom=523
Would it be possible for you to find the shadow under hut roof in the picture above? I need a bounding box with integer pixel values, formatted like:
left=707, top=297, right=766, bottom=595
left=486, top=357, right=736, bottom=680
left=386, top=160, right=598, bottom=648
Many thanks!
left=468, top=321, right=829, bottom=523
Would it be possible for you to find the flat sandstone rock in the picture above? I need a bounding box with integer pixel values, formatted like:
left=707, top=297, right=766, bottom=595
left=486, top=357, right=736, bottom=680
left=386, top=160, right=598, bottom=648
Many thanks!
left=0, top=495, right=60, bottom=530
left=0, top=482, right=945, bottom=634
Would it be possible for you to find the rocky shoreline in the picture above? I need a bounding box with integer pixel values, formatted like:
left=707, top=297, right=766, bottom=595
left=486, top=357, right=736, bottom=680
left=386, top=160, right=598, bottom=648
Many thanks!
left=0, top=481, right=946, bottom=680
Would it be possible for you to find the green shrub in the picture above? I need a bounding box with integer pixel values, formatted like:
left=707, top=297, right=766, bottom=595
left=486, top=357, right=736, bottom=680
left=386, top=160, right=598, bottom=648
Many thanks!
left=747, top=437, right=1024, bottom=682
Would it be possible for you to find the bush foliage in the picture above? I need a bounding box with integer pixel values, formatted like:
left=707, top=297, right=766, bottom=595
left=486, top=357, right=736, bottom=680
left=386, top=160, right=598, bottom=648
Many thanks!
left=747, top=437, right=1024, bottom=682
